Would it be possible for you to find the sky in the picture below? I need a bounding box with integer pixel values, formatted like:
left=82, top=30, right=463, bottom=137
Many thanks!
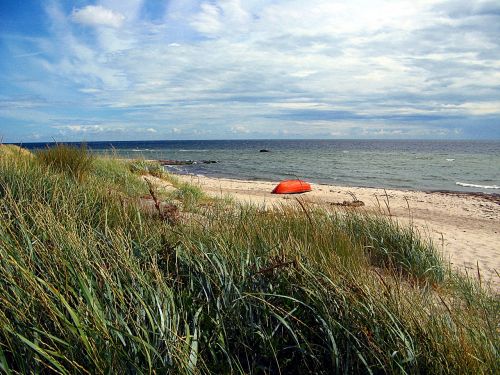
left=0, top=0, right=499, bottom=142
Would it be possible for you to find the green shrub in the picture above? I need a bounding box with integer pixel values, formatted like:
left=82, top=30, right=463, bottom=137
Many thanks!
left=36, top=144, right=93, bottom=180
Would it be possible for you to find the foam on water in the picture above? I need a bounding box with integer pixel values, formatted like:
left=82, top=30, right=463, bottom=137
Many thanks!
left=456, top=182, right=500, bottom=189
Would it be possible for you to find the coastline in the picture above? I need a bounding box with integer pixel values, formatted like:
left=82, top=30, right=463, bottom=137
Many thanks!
left=170, top=173, right=500, bottom=287
left=165, top=168, right=500, bottom=198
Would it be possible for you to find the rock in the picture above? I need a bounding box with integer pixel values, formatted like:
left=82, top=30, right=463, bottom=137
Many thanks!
left=158, top=160, right=194, bottom=165
left=259, top=149, right=270, bottom=152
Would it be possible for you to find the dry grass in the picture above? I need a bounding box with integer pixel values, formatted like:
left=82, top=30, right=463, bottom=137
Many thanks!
left=0, top=144, right=33, bottom=159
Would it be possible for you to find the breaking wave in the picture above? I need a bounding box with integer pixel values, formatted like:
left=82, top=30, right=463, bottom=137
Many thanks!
left=456, top=182, right=499, bottom=189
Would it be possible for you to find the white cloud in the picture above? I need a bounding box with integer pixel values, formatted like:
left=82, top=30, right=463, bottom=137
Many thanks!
left=4, top=0, right=499, bottom=141
left=230, top=125, right=250, bottom=134
left=71, top=5, right=125, bottom=28
left=51, top=0, right=500, bottom=115
left=191, top=3, right=223, bottom=35
left=52, top=124, right=159, bottom=138
left=449, top=101, right=500, bottom=115
left=54, top=125, right=106, bottom=133
left=78, top=88, right=101, bottom=94
left=191, top=0, right=251, bottom=35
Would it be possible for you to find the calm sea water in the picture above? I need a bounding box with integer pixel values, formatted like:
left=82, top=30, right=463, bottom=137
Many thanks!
left=20, top=140, right=500, bottom=193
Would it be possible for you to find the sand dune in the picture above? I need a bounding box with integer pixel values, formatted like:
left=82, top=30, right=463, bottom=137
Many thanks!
left=176, top=174, right=500, bottom=288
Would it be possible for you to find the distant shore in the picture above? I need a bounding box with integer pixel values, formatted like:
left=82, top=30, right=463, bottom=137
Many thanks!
left=165, top=173, right=499, bottom=287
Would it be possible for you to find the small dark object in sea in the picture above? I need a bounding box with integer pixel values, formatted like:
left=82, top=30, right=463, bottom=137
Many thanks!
left=158, top=160, right=192, bottom=165
left=259, top=149, right=270, bottom=152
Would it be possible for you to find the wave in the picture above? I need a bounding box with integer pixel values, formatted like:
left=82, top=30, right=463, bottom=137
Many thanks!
left=178, top=149, right=209, bottom=152
left=456, top=182, right=500, bottom=189
left=446, top=158, right=455, bottom=162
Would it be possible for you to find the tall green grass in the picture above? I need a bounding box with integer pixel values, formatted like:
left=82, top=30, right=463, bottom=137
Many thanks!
left=94, top=157, right=149, bottom=197
left=128, top=159, right=165, bottom=178
left=173, top=183, right=205, bottom=210
left=0, top=149, right=498, bottom=374
left=36, top=144, right=94, bottom=180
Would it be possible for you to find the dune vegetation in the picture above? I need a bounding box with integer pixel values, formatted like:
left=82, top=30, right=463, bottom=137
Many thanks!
left=0, top=144, right=498, bottom=374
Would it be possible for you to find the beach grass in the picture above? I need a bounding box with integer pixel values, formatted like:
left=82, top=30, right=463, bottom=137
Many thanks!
left=128, top=158, right=165, bottom=178
left=36, top=143, right=94, bottom=180
left=0, top=145, right=498, bottom=374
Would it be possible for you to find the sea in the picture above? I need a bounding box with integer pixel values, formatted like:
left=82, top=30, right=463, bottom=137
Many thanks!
left=19, top=140, right=500, bottom=194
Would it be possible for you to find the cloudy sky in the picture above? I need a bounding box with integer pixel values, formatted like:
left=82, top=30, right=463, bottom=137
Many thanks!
left=1, top=0, right=499, bottom=142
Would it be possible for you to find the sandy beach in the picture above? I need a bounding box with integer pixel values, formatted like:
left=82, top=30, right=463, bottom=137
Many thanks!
left=172, top=174, right=500, bottom=287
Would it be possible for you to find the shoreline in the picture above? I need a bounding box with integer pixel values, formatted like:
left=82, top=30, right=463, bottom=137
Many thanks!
left=160, top=164, right=500, bottom=197
left=183, top=174, right=500, bottom=201
left=168, top=173, right=499, bottom=288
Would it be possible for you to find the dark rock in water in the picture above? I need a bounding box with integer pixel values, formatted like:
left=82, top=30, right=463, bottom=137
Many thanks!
left=259, top=149, right=270, bottom=152
left=158, top=160, right=194, bottom=165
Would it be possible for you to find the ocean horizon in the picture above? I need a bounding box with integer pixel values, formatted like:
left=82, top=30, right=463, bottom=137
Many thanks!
left=17, top=139, right=500, bottom=194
